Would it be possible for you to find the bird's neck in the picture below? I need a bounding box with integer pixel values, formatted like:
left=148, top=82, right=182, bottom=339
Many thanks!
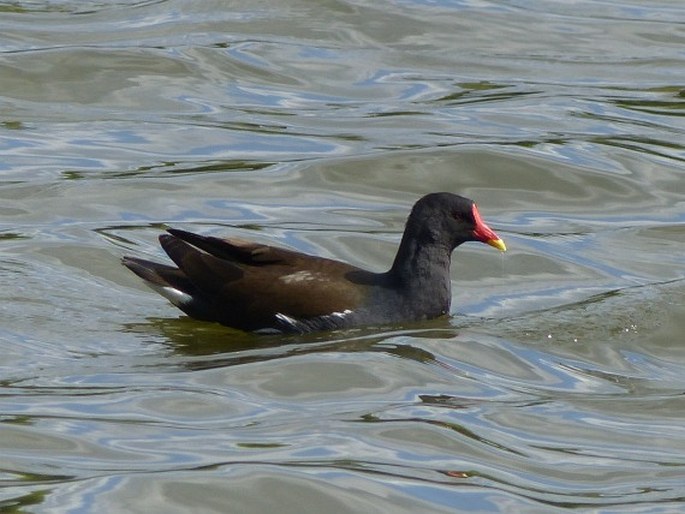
left=388, top=236, right=454, bottom=313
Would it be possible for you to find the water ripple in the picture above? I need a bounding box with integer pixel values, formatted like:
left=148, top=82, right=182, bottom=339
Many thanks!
left=2, top=0, right=684, bottom=511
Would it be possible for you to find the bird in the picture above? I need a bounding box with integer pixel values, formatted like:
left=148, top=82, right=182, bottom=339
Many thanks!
left=122, top=192, right=506, bottom=333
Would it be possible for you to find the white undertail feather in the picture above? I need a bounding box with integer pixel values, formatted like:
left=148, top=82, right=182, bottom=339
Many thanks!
left=144, top=282, right=193, bottom=308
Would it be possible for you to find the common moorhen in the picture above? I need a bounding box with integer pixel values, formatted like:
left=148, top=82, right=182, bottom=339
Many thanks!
left=122, top=192, right=506, bottom=333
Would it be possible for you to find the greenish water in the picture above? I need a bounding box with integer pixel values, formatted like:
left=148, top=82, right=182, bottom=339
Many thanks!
left=1, top=1, right=684, bottom=512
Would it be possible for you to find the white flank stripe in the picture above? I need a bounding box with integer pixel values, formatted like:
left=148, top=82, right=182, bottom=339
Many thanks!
left=275, top=312, right=300, bottom=328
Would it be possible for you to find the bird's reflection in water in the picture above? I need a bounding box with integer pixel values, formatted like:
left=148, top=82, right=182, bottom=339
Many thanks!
left=121, top=315, right=460, bottom=371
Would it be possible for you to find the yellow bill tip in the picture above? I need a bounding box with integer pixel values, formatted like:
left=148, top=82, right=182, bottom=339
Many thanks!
left=487, top=238, right=507, bottom=252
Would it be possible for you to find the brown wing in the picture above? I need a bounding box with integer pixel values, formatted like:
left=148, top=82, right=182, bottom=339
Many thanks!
left=166, top=228, right=295, bottom=265
left=160, top=229, right=370, bottom=329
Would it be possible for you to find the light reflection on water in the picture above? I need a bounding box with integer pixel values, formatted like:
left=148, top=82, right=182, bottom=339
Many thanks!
left=1, top=0, right=684, bottom=512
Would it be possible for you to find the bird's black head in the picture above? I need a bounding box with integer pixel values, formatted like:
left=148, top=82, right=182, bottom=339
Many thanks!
left=407, top=192, right=506, bottom=252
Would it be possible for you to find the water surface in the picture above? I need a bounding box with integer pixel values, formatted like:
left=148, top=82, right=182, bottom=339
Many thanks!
left=1, top=0, right=684, bottom=512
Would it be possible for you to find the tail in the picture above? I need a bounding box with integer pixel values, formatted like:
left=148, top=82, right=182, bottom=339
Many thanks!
left=121, top=256, right=215, bottom=320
